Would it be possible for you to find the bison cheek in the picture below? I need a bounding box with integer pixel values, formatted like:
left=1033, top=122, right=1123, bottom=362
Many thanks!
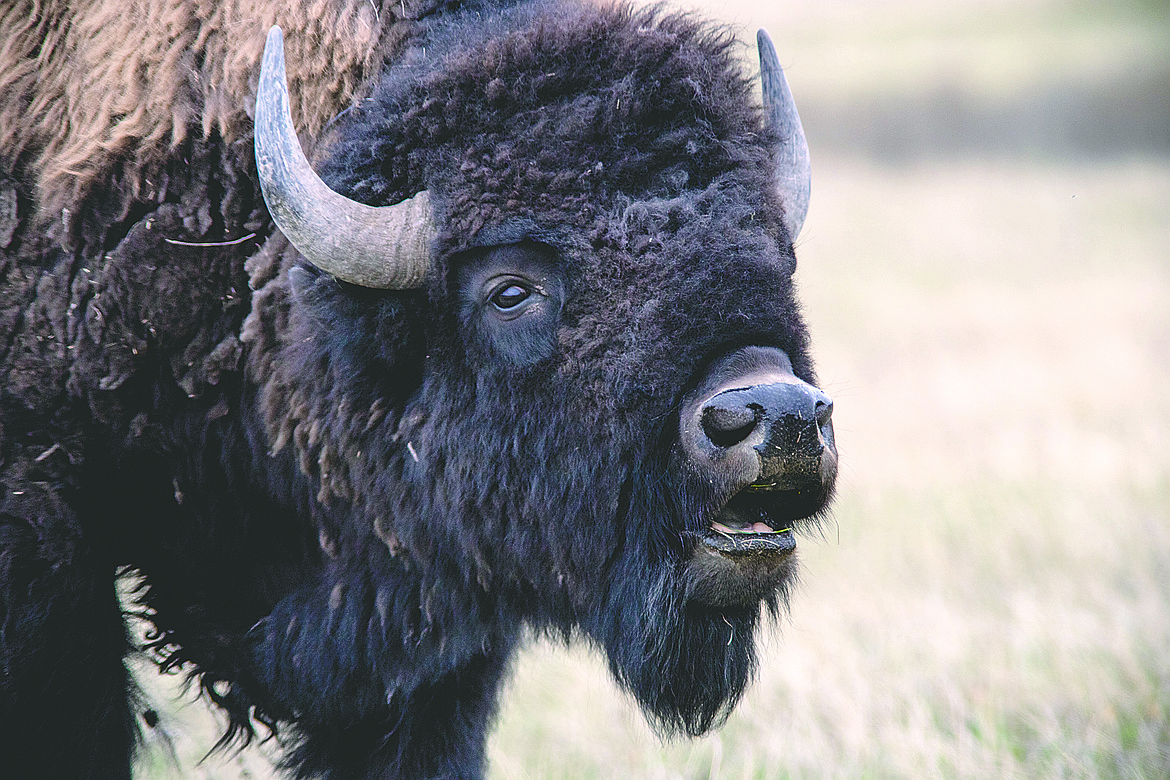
left=683, top=543, right=797, bottom=608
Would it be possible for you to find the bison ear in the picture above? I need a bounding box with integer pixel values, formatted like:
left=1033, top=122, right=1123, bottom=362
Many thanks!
left=287, top=265, right=319, bottom=298
left=757, top=29, right=811, bottom=241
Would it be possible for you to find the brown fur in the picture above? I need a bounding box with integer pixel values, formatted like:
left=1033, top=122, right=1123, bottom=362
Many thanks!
left=0, top=0, right=444, bottom=225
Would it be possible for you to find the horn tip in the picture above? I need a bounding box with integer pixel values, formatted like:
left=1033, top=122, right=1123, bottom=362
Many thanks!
left=757, top=29, right=776, bottom=58
left=261, top=26, right=286, bottom=80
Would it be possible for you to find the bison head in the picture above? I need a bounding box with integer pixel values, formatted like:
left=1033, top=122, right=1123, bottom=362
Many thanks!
left=251, top=3, right=835, bottom=737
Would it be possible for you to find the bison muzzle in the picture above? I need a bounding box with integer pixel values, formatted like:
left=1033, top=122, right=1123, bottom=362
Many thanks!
left=681, top=346, right=837, bottom=607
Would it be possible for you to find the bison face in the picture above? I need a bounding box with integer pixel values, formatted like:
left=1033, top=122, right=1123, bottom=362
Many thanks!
left=253, top=4, right=836, bottom=739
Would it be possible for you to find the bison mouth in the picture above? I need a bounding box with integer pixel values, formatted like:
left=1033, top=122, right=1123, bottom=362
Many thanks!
left=701, top=482, right=799, bottom=557
left=685, top=479, right=826, bottom=609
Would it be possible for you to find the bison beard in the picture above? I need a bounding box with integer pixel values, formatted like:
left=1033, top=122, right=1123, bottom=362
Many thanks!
left=0, top=1, right=836, bottom=778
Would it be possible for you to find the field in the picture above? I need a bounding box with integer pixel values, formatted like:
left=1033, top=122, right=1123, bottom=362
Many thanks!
left=134, top=0, right=1170, bottom=777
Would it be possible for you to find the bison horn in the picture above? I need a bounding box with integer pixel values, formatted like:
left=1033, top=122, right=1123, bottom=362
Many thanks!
left=757, top=30, right=811, bottom=241
left=255, top=26, right=435, bottom=289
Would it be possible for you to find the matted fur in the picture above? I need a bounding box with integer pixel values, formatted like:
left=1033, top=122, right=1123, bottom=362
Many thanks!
left=0, top=0, right=444, bottom=227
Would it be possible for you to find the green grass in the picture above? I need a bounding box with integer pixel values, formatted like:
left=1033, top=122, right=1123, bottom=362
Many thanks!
left=133, top=0, right=1170, bottom=777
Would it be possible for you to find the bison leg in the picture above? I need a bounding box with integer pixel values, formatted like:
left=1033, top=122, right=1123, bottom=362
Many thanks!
left=278, top=647, right=512, bottom=780
left=0, top=481, right=138, bottom=779
left=240, top=571, right=517, bottom=780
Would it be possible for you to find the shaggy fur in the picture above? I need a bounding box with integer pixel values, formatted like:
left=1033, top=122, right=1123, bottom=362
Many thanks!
left=0, top=0, right=454, bottom=235
left=0, top=1, right=830, bottom=778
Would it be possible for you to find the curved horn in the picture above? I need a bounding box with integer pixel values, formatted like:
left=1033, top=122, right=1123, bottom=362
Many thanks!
left=255, top=26, right=435, bottom=289
left=757, top=30, right=811, bottom=240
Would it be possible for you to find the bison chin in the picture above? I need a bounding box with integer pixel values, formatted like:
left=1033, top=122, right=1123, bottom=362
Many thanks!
left=578, top=483, right=796, bottom=738
left=684, top=526, right=799, bottom=609
left=585, top=559, right=773, bottom=737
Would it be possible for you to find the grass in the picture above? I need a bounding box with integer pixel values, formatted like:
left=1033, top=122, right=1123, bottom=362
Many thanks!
left=132, top=0, right=1170, bottom=777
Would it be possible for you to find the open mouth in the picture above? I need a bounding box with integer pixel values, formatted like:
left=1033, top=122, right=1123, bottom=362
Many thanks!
left=685, top=480, right=809, bottom=608
left=699, top=481, right=806, bottom=558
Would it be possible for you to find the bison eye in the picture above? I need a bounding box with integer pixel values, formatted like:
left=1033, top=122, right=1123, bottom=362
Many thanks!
left=489, top=282, right=532, bottom=312
left=455, top=241, right=564, bottom=367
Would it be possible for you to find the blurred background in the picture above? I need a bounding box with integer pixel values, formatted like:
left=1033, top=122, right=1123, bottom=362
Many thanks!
left=136, top=0, right=1170, bottom=776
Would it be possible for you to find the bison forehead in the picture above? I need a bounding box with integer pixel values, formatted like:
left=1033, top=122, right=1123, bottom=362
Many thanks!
left=320, top=4, right=773, bottom=237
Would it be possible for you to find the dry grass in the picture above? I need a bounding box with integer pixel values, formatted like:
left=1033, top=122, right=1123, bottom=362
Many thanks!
left=132, top=0, right=1170, bottom=776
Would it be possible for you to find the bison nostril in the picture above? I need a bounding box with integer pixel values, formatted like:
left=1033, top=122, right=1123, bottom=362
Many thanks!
left=701, top=404, right=760, bottom=449
left=815, top=398, right=833, bottom=425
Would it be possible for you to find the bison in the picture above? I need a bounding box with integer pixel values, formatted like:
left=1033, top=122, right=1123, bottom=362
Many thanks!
left=0, top=0, right=837, bottom=777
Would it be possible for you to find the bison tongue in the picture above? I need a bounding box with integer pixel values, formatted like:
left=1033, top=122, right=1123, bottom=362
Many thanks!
left=712, top=520, right=775, bottom=535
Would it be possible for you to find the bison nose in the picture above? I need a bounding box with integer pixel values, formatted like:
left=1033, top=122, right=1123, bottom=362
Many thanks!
left=701, top=383, right=833, bottom=453
left=699, top=382, right=833, bottom=485
left=680, top=347, right=836, bottom=493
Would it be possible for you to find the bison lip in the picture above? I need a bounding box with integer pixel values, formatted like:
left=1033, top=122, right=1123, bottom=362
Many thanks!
left=702, top=524, right=795, bottom=557
left=699, top=485, right=800, bottom=558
